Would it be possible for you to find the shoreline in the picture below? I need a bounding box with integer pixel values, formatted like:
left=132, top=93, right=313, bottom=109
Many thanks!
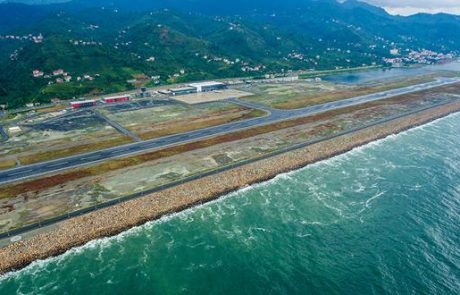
left=1, top=100, right=460, bottom=274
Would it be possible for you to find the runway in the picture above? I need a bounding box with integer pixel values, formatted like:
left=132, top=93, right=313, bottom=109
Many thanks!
left=0, top=77, right=458, bottom=185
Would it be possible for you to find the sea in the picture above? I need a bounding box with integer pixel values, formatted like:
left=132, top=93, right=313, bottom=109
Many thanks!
left=0, top=112, right=459, bottom=294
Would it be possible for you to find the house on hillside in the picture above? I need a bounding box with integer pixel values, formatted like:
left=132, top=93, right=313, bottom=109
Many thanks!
left=53, top=69, right=64, bottom=76
left=33, top=70, right=44, bottom=78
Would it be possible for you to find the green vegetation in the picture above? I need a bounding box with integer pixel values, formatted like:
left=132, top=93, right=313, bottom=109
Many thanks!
left=0, top=0, right=460, bottom=108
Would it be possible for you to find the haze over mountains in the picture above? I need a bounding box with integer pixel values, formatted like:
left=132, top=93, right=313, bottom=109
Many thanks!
left=1, top=0, right=460, bottom=107
left=0, top=0, right=66, bottom=3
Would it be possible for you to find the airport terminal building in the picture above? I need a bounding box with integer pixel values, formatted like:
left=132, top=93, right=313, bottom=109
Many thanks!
left=168, top=81, right=227, bottom=96
left=170, top=87, right=198, bottom=96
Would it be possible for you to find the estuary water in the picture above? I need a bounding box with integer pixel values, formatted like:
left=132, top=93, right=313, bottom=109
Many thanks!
left=323, top=61, right=460, bottom=85
left=1, top=112, right=460, bottom=294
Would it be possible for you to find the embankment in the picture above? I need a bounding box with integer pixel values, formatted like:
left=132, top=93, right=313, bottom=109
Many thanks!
left=1, top=100, right=460, bottom=274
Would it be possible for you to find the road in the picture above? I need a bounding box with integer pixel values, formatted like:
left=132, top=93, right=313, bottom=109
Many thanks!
left=0, top=77, right=458, bottom=185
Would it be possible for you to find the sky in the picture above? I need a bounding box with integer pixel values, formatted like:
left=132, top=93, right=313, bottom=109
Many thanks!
left=361, top=0, right=460, bottom=15
left=1, top=0, right=459, bottom=16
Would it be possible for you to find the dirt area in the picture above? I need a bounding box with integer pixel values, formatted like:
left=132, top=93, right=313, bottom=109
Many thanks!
left=102, top=102, right=265, bottom=140
left=240, top=76, right=435, bottom=109
left=1, top=88, right=458, bottom=233
left=172, top=89, right=253, bottom=104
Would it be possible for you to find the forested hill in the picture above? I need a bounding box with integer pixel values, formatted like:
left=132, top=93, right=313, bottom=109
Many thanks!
left=0, top=0, right=459, bottom=108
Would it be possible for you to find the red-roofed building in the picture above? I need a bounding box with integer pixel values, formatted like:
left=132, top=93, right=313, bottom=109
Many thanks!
left=70, top=100, right=96, bottom=109
left=53, top=69, right=64, bottom=76
left=33, top=70, right=44, bottom=78
left=103, top=95, right=131, bottom=103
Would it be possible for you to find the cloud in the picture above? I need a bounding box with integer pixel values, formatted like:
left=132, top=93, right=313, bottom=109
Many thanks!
left=360, top=0, right=460, bottom=15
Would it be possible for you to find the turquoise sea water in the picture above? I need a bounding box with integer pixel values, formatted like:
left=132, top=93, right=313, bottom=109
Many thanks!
left=1, top=113, right=460, bottom=294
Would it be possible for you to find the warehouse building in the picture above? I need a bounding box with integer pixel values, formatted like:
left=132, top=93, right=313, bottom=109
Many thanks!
left=188, top=81, right=227, bottom=93
left=103, top=95, right=131, bottom=103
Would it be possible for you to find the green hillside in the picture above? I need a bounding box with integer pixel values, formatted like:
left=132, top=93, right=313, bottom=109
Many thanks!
left=0, top=0, right=459, bottom=108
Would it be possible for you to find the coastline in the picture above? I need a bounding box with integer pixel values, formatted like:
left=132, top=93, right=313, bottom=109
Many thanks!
left=1, top=100, right=460, bottom=274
